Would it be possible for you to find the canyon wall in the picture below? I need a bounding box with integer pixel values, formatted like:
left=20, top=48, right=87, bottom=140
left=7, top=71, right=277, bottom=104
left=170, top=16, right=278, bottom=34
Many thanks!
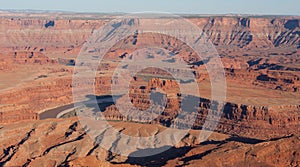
left=100, top=78, right=299, bottom=139
left=0, top=14, right=299, bottom=139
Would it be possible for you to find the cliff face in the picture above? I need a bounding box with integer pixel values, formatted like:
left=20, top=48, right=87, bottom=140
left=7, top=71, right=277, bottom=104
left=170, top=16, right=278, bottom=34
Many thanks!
left=0, top=14, right=299, bottom=135
left=0, top=111, right=38, bottom=124
left=0, top=16, right=299, bottom=54
left=100, top=78, right=299, bottom=140
left=0, top=78, right=72, bottom=111
left=0, top=118, right=299, bottom=167
left=0, top=18, right=105, bottom=52
left=0, top=13, right=299, bottom=166
left=189, top=17, right=300, bottom=48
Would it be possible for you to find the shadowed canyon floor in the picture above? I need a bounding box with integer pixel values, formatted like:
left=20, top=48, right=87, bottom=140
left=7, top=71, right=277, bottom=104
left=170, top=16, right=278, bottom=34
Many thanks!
left=0, top=11, right=299, bottom=166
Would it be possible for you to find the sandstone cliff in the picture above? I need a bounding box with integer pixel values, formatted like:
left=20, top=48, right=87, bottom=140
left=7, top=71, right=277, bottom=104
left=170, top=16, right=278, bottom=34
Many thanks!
left=0, top=13, right=299, bottom=140
left=0, top=118, right=298, bottom=167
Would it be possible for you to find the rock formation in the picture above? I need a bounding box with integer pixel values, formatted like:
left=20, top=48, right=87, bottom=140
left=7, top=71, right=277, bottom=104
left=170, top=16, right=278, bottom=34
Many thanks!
left=0, top=12, right=299, bottom=166
left=0, top=118, right=298, bottom=167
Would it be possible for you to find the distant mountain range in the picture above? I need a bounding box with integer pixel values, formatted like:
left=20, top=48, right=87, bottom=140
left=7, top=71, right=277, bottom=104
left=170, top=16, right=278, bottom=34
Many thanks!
left=0, top=9, right=298, bottom=17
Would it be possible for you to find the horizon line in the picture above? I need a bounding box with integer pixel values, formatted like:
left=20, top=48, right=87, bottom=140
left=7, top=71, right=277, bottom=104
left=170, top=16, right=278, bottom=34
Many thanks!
left=0, top=9, right=299, bottom=17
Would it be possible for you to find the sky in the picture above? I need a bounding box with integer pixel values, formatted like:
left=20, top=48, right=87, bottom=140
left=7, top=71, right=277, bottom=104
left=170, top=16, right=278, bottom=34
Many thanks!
left=0, top=0, right=299, bottom=15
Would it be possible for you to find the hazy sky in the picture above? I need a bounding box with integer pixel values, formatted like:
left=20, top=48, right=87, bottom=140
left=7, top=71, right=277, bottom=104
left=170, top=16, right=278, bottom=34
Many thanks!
left=0, top=0, right=299, bottom=15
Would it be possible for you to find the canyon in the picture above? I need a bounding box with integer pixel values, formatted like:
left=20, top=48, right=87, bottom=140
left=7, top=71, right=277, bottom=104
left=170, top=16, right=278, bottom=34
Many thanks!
left=0, top=11, right=299, bottom=166
left=0, top=118, right=299, bottom=167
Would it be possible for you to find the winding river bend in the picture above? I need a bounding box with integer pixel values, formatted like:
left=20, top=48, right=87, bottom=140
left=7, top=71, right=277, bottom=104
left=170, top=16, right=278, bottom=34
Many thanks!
left=39, top=95, right=115, bottom=119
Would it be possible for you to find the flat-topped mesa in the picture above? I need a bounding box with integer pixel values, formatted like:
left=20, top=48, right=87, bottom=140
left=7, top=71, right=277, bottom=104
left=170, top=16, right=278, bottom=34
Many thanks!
left=0, top=16, right=299, bottom=52
left=100, top=78, right=299, bottom=139
left=191, top=17, right=300, bottom=48
left=0, top=14, right=298, bottom=138
left=225, top=69, right=300, bottom=92
left=0, top=13, right=299, bottom=166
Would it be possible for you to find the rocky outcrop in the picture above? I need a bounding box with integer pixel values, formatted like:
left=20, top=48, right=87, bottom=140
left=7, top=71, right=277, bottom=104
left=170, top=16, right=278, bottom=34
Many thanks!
left=99, top=78, right=300, bottom=139
left=0, top=118, right=298, bottom=167
left=0, top=15, right=298, bottom=58
left=0, top=111, right=38, bottom=124
left=0, top=13, right=299, bottom=135
left=11, top=51, right=57, bottom=64
left=166, top=134, right=300, bottom=167
left=190, top=17, right=300, bottom=48
left=225, top=68, right=300, bottom=92
left=0, top=78, right=73, bottom=117
left=0, top=12, right=299, bottom=166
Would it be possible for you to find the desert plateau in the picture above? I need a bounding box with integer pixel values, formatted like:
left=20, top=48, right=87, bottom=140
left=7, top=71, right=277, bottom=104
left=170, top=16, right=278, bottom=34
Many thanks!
left=0, top=10, right=299, bottom=167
